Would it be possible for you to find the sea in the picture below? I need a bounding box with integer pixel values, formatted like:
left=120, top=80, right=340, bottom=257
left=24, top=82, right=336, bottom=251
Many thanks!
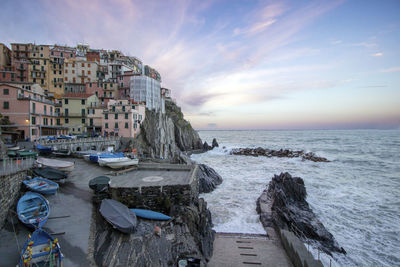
left=190, top=130, right=400, bottom=267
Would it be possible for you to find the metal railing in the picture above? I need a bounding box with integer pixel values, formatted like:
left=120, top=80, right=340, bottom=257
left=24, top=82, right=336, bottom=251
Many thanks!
left=38, top=136, right=120, bottom=145
left=0, top=157, right=35, bottom=176
left=290, top=223, right=335, bottom=267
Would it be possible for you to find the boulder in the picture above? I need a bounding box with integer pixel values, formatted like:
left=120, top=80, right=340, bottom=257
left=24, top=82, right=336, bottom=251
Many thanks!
left=198, top=164, right=223, bottom=193
left=231, top=148, right=330, bottom=162
left=211, top=138, right=219, bottom=148
left=256, top=172, right=346, bottom=256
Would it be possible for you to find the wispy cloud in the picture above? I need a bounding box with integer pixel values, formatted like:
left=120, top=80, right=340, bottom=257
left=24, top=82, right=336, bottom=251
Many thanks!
left=373, top=52, right=383, bottom=57
left=350, top=42, right=377, bottom=48
left=380, top=67, right=400, bottom=73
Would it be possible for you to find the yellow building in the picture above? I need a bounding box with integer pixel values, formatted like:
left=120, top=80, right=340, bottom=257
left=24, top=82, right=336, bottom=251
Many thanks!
left=61, top=93, right=99, bottom=134
left=28, top=44, right=50, bottom=91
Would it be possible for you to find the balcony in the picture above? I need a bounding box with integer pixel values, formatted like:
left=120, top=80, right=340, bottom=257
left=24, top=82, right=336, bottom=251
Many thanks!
left=17, top=94, right=55, bottom=105
left=60, top=112, right=86, bottom=118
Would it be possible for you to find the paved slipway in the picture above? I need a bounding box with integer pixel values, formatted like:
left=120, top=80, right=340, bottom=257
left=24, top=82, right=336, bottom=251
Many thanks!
left=0, top=159, right=105, bottom=267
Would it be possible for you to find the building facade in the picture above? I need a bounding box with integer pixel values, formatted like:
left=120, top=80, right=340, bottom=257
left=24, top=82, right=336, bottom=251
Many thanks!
left=102, top=99, right=145, bottom=138
left=130, top=75, right=161, bottom=111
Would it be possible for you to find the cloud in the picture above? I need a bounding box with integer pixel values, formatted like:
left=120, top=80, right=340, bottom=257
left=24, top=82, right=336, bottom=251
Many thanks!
left=380, top=67, right=400, bottom=73
left=373, top=52, right=383, bottom=57
left=330, top=39, right=342, bottom=45
left=207, top=123, right=217, bottom=128
left=350, top=42, right=377, bottom=48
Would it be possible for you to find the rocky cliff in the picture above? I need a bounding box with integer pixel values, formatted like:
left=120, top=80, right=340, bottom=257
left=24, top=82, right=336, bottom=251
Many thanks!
left=120, top=100, right=203, bottom=163
left=256, top=172, right=346, bottom=256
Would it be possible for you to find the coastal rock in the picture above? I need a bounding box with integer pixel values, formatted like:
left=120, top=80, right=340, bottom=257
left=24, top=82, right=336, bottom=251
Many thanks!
left=93, top=198, right=214, bottom=266
left=231, top=147, right=329, bottom=162
left=198, top=164, right=223, bottom=193
left=212, top=138, right=219, bottom=148
left=256, top=172, right=346, bottom=256
left=203, top=141, right=211, bottom=151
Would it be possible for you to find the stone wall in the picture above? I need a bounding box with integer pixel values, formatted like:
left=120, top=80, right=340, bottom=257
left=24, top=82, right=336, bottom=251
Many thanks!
left=0, top=171, right=28, bottom=228
left=38, top=136, right=121, bottom=153
left=111, top=165, right=199, bottom=214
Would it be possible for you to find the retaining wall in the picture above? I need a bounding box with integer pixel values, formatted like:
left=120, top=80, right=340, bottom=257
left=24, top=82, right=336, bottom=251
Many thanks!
left=278, top=228, right=324, bottom=267
left=0, top=170, right=28, bottom=228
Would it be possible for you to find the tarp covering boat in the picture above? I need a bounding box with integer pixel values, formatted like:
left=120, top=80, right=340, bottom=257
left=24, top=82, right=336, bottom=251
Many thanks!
left=89, top=176, right=110, bottom=193
left=32, top=167, right=68, bottom=181
left=89, top=152, right=124, bottom=163
left=36, top=144, right=52, bottom=155
left=99, top=199, right=137, bottom=233
left=23, top=177, right=59, bottom=195
left=19, top=228, right=62, bottom=267
left=36, top=157, right=75, bottom=171
left=17, top=192, right=49, bottom=228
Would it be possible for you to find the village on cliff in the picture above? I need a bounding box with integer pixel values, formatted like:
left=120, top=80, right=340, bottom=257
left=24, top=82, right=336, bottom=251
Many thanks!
left=0, top=42, right=172, bottom=141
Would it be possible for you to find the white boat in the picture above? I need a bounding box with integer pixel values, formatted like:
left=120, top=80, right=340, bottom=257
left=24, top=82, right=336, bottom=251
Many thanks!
left=7, top=145, right=20, bottom=151
left=105, top=159, right=139, bottom=169
left=36, top=157, right=75, bottom=172
left=98, top=157, right=132, bottom=166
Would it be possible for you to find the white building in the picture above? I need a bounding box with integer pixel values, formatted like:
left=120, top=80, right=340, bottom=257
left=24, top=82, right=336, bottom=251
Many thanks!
left=130, top=75, right=161, bottom=112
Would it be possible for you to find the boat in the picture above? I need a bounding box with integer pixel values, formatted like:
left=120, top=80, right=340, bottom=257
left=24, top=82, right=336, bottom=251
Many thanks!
left=36, top=144, right=52, bottom=155
left=130, top=209, right=171, bottom=221
left=104, top=158, right=139, bottom=169
left=19, top=228, right=62, bottom=267
left=23, top=177, right=59, bottom=195
left=8, top=150, right=38, bottom=159
left=7, top=145, right=20, bottom=151
left=98, top=157, right=131, bottom=166
left=99, top=199, right=137, bottom=233
left=17, top=192, right=49, bottom=228
left=89, top=176, right=110, bottom=193
left=52, top=148, right=71, bottom=157
left=89, top=152, right=124, bottom=163
left=36, top=157, right=75, bottom=172
left=32, top=167, right=68, bottom=181
left=58, top=134, right=72, bottom=140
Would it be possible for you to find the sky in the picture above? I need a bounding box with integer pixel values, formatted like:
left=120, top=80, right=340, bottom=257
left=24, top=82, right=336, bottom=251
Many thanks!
left=1, top=0, right=400, bottom=130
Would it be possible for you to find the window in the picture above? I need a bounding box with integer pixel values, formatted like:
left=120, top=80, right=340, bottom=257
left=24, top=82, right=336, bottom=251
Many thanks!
left=65, top=118, right=69, bottom=123
left=56, top=118, right=60, bottom=125
left=105, top=123, right=108, bottom=129
left=133, top=114, right=137, bottom=120
left=50, top=106, right=53, bottom=115
left=139, top=115, right=142, bottom=120
left=70, top=53, right=73, bottom=57
left=3, top=88, right=9, bottom=95
left=134, top=122, right=137, bottom=129
left=44, top=105, right=46, bottom=115
left=122, top=106, right=125, bottom=112
left=114, top=114, right=118, bottom=119
left=64, top=99, right=68, bottom=104
left=105, top=113, right=108, bottom=119
left=41, top=79, right=44, bottom=85
left=66, top=63, right=68, bottom=67
left=32, top=116, right=36, bottom=124
left=65, top=77, right=67, bottom=81
left=40, top=47, right=43, bottom=50
left=59, top=71, right=61, bottom=75
left=3, top=101, right=9, bottom=109
left=81, top=99, right=85, bottom=105
left=125, top=122, right=128, bottom=128
left=72, top=70, right=75, bottom=74
left=51, top=51, right=54, bottom=55
left=61, top=52, right=63, bottom=57
left=44, top=59, right=46, bottom=65
left=89, top=83, right=92, bottom=88
left=51, top=119, right=53, bottom=126
left=82, top=118, right=85, bottom=123
left=81, top=109, right=85, bottom=116
left=81, top=63, right=84, bottom=67
left=125, top=113, right=128, bottom=119
left=90, top=118, right=93, bottom=126
left=65, top=69, right=68, bottom=74
left=32, top=103, right=36, bottom=113
left=88, top=70, right=91, bottom=75
left=64, top=108, right=69, bottom=115
left=54, top=71, right=56, bottom=75
left=115, top=122, right=118, bottom=128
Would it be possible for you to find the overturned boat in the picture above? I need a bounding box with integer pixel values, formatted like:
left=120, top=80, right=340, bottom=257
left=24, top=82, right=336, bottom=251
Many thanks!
left=99, top=199, right=137, bottom=233
left=32, top=167, right=68, bottom=181
left=36, top=157, right=75, bottom=172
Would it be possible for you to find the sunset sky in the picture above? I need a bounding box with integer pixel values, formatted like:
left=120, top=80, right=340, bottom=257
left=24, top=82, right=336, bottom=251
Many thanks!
left=1, top=0, right=399, bottom=130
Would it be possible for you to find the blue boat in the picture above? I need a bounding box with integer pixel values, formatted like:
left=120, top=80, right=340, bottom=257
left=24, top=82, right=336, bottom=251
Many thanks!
left=23, top=177, right=59, bottom=195
left=89, top=152, right=124, bottom=163
left=58, top=134, right=72, bottom=140
left=36, top=144, right=52, bottom=155
left=17, top=192, right=50, bottom=228
left=130, top=209, right=171, bottom=221
left=19, top=228, right=63, bottom=267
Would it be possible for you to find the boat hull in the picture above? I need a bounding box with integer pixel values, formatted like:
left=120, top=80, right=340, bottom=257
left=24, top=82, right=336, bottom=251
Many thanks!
left=23, top=177, right=59, bottom=195
left=17, top=192, right=49, bottom=229
left=98, top=157, right=131, bottom=166
left=36, top=157, right=75, bottom=172
left=130, top=209, right=171, bottom=221
left=100, top=199, right=137, bottom=233
left=105, top=159, right=139, bottom=169
left=32, top=167, right=68, bottom=181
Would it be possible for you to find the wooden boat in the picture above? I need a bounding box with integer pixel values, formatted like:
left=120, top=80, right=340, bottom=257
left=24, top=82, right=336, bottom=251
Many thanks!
left=17, top=192, right=49, bottom=229
left=23, top=177, right=59, bottom=195
left=36, top=144, right=52, bottom=155
left=32, top=167, right=68, bottom=181
left=36, top=157, right=75, bottom=172
left=98, top=157, right=131, bottom=166
left=19, top=228, right=63, bottom=267
left=130, top=209, right=171, bottom=221
left=88, top=176, right=110, bottom=193
left=99, top=199, right=137, bottom=233
left=105, top=158, right=139, bottom=169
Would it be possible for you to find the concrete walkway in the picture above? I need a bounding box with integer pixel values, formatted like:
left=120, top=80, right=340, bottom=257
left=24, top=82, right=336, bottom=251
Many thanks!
left=208, top=232, right=293, bottom=267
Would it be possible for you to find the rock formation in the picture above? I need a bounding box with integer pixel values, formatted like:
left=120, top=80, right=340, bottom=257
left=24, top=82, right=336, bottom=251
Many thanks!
left=231, top=147, right=330, bottom=162
left=119, top=100, right=203, bottom=162
left=197, top=164, right=223, bottom=193
left=93, top=197, right=214, bottom=266
left=256, top=172, right=346, bottom=256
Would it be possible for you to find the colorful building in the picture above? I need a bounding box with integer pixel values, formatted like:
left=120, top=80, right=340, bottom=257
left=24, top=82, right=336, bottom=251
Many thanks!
left=64, top=59, right=98, bottom=84
left=28, top=44, right=50, bottom=91
left=11, top=43, right=32, bottom=82
left=61, top=93, right=99, bottom=134
left=102, top=99, right=145, bottom=138
left=0, top=82, right=67, bottom=141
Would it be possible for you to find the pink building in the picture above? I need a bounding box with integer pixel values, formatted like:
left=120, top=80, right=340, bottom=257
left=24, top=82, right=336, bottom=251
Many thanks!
left=85, top=81, right=103, bottom=100
left=0, top=82, right=67, bottom=141
left=102, top=99, right=145, bottom=138
left=117, top=70, right=134, bottom=99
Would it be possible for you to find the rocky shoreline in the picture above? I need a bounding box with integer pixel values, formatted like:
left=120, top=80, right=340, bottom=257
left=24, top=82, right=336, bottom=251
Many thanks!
left=256, top=172, right=346, bottom=256
left=231, top=147, right=330, bottom=162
